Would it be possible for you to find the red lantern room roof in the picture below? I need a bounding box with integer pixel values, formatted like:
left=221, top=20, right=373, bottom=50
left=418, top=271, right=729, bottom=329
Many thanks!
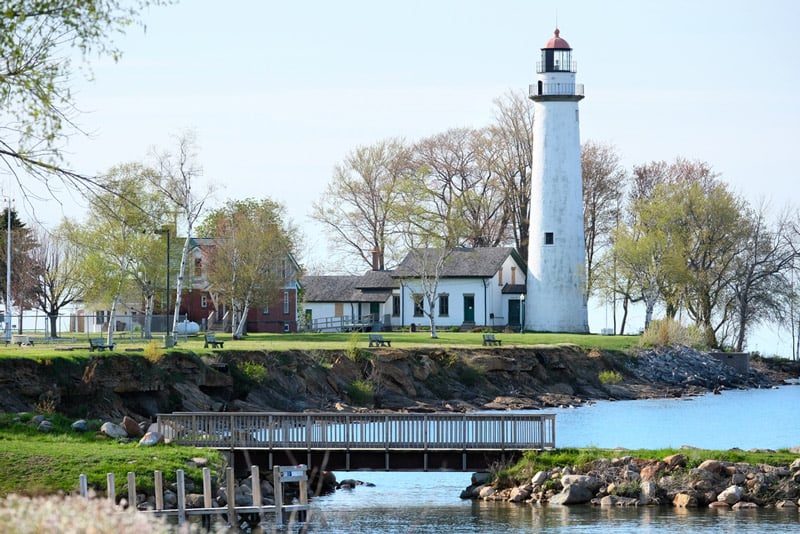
left=543, top=28, right=570, bottom=49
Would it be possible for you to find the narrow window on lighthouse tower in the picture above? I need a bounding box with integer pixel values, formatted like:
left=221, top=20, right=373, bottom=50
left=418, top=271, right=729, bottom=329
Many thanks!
left=545, top=232, right=554, bottom=245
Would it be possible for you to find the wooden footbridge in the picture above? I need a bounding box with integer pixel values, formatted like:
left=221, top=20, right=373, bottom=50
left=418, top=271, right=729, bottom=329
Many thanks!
left=156, top=412, right=556, bottom=472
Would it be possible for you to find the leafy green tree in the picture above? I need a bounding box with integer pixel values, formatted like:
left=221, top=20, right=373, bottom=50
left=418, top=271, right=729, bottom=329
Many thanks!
left=0, top=1, right=170, bottom=198
left=64, top=163, right=170, bottom=343
left=198, top=198, right=298, bottom=339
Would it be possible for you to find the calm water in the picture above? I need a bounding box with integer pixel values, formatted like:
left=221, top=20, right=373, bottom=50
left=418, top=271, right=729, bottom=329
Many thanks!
left=303, top=386, right=800, bottom=533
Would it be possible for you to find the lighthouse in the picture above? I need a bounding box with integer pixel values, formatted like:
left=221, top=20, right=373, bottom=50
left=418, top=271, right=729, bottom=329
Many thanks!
left=524, top=29, right=589, bottom=333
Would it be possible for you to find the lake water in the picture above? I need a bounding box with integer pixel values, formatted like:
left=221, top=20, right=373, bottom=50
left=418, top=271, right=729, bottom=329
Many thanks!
left=301, top=386, right=800, bottom=533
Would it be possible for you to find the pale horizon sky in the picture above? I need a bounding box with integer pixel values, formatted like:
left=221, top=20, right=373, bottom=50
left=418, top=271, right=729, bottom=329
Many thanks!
left=9, top=0, right=800, bottom=355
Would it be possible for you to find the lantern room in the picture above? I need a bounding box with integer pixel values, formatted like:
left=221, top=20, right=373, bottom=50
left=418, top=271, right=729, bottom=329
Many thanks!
left=538, top=28, right=575, bottom=73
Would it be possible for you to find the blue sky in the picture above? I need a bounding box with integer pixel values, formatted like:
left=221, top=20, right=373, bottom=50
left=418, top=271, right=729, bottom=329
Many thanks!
left=15, top=0, right=800, bottom=354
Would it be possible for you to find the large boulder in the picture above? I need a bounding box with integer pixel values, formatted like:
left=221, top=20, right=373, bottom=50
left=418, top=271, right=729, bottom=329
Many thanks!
left=100, top=421, right=128, bottom=439
left=717, top=485, right=743, bottom=505
left=121, top=416, right=143, bottom=438
left=662, top=454, right=687, bottom=469
left=673, top=492, right=698, bottom=508
left=138, top=431, right=164, bottom=447
left=561, top=475, right=601, bottom=493
left=549, top=484, right=594, bottom=505
left=697, top=459, right=723, bottom=474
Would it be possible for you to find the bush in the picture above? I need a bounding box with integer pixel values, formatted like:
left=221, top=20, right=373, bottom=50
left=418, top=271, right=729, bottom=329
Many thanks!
left=456, top=364, right=484, bottom=386
left=611, top=480, right=642, bottom=498
left=639, top=318, right=705, bottom=349
left=142, top=341, right=163, bottom=363
left=346, top=379, right=374, bottom=406
left=598, top=370, right=622, bottom=385
left=237, top=360, right=268, bottom=385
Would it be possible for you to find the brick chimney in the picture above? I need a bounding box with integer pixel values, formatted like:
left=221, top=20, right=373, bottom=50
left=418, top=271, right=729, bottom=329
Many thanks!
left=372, top=248, right=381, bottom=271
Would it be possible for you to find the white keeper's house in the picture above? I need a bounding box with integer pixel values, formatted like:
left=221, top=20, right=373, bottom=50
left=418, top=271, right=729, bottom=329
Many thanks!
left=301, top=247, right=526, bottom=332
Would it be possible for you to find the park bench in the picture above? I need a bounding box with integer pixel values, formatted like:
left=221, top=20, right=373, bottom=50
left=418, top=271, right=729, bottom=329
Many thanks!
left=88, top=337, right=116, bottom=352
left=204, top=333, right=224, bottom=349
left=482, top=333, right=502, bottom=346
left=368, top=333, right=391, bottom=347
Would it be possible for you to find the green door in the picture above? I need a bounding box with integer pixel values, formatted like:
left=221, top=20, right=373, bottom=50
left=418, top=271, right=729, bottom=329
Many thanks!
left=463, top=295, right=475, bottom=323
left=508, top=299, right=520, bottom=327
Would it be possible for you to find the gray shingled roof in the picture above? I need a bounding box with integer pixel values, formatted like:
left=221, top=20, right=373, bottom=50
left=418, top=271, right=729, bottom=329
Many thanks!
left=303, top=275, right=392, bottom=303
left=394, top=247, right=524, bottom=278
left=355, top=270, right=399, bottom=290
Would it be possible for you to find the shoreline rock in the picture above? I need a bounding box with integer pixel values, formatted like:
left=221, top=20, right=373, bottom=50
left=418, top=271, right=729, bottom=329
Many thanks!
left=461, top=453, right=800, bottom=509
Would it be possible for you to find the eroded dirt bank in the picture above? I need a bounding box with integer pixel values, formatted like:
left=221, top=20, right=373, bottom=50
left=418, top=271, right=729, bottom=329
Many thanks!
left=0, top=345, right=796, bottom=420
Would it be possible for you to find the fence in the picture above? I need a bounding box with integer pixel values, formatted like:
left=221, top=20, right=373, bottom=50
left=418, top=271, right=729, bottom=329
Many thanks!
left=79, top=464, right=309, bottom=529
left=7, top=312, right=187, bottom=340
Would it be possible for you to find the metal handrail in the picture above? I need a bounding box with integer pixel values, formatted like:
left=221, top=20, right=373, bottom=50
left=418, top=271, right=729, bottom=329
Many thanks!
left=157, top=412, right=556, bottom=451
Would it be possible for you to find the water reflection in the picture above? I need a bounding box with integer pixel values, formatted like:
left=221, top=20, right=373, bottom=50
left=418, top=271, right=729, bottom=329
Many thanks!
left=306, top=388, right=800, bottom=533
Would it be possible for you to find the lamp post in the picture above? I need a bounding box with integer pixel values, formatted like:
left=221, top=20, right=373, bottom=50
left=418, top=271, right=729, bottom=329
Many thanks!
left=520, top=293, right=525, bottom=334
left=4, top=197, right=11, bottom=342
left=155, top=227, right=171, bottom=318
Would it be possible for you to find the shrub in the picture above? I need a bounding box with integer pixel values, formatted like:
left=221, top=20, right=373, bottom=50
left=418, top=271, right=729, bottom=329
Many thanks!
left=346, top=379, right=374, bottom=406
left=639, top=318, right=705, bottom=349
left=344, top=332, right=374, bottom=365
left=611, top=480, right=642, bottom=498
left=456, top=364, right=484, bottom=386
left=142, top=341, right=163, bottom=363
left=238, top=360, right=268, bottom=385
left=598, top=370, right=622, bottom=385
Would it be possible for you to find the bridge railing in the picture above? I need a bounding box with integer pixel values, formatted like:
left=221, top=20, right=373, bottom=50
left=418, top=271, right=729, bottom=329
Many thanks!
left=156, top=412, right=555, bottom=451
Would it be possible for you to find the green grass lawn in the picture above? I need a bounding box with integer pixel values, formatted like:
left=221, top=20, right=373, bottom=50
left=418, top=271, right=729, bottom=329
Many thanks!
left=0, top=414, right=225, bottom=497
left=0, top=330, right=640, bottom=359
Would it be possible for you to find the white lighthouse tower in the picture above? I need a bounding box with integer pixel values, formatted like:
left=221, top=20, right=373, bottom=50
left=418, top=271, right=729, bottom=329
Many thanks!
left=524, top=29, right=589, bottom=333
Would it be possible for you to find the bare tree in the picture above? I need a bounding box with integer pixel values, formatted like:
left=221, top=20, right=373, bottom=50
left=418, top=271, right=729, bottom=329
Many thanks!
left=147, top=132, right=213, bottom=339
left=414, top=127, right=508, bottom=249
left=311, top=138, right=412, bottom=272
left=582, top=141, right=626, bottom=297
left=729, top=202, right=797, bottom=351
left=489, top=91, right=534, bottom=259
left=31, top=227, right=85, bottom=337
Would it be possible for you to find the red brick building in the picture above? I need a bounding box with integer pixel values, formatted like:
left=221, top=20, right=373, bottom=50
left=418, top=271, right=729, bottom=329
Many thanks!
left=180, top=238, right=302, bottom=333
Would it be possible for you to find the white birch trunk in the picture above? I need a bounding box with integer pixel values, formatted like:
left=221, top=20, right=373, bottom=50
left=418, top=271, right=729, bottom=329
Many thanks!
left=171, top=233, right=192, bottom=338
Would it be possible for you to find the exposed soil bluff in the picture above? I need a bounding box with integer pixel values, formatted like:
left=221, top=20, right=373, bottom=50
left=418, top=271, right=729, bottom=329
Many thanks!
left=0, top=345, right=796, bottom=421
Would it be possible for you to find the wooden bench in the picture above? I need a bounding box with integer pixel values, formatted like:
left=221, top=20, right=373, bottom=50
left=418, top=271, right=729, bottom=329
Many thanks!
left=204, top=334, right=224, bottom=349
left=482, top=333, right=502, bottom=346
left=88, top=337, right=116, bottom=352
left=368, top=333, right=391, bottom=347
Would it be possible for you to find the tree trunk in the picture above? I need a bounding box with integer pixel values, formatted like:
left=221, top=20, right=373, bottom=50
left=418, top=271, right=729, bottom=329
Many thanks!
left=48, top=313, right=58, bottom=338
left=619, top=295, right=629, bottom=335
left=171, top=234, right=192, bottom=337
left=107, top=294, right=119, bottom=345
left=233, top=301, right=249, bottom=339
